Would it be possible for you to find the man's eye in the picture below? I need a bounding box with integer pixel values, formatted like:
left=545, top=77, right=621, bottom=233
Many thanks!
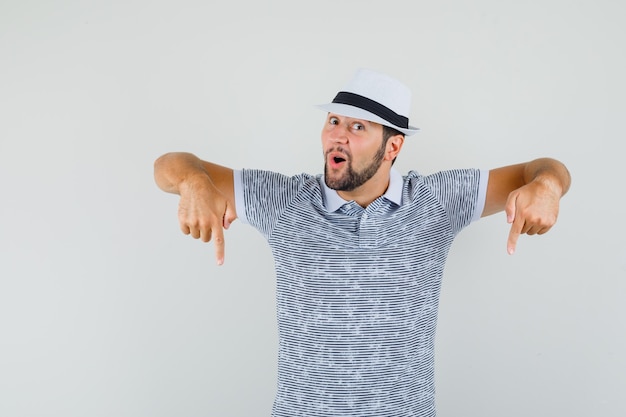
left=352, top=123, right=364, bottom=130
left=329, top=117, right=339, bottom=125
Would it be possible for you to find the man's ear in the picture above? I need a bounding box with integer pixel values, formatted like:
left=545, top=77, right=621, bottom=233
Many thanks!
left=385, top=134, right=405, bottom=161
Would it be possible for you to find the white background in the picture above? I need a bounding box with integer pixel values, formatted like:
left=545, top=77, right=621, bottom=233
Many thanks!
left=1, top=1, right=624, bottom=416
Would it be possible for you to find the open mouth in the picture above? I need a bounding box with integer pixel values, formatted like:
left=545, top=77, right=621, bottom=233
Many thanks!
left=327, top=149, right=349, bottom=169
left=328, top=153, right=348, bottom=169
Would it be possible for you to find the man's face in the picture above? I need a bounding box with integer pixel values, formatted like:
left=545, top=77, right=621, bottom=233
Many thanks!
left=321, top=113, right=387, bottom=191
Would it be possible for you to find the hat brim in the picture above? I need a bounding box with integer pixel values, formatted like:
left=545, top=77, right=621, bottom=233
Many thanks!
left=316, top=103, right=420, bottom=136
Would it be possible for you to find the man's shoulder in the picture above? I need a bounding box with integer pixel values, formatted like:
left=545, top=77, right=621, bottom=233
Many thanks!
left=399, top=168, right=481, bottom=201
left=403, top=168, right=480, bottom=184
left=239, top=169, right=325, bottom=202
left=240, top=169, right=322, bottom=187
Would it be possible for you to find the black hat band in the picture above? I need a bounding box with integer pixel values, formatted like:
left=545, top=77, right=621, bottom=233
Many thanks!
left=331, top=91, right=409, bottom=129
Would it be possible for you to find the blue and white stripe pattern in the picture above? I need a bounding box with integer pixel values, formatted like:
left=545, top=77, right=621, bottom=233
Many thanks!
left=234, top=168, right=485, bottom=417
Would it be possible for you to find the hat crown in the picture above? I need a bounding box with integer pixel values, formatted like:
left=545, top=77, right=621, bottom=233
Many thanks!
left=316, top=68, right=419, bottom=135
left=340, top=68, right=411, bottom=118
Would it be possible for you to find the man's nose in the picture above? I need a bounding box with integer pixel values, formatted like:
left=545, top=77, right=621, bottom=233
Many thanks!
left=330, top=123, right=349, bottom=143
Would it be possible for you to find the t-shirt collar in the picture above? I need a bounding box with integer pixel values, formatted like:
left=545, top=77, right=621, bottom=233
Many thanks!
left=321, top=168, right=403, bottom=212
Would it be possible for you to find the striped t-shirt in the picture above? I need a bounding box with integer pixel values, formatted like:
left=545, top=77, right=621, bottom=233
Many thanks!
left=234, top=167, right=487, bottom=417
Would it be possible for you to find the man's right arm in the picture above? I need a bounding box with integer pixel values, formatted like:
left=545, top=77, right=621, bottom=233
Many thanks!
left=153, top=152, right=237, bottom=265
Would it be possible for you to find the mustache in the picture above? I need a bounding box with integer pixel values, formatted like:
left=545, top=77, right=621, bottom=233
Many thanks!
left=325, top=146, right=352, bottom=159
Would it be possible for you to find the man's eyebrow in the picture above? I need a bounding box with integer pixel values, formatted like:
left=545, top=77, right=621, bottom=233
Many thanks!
left=328, top=113, right=372, bottom=125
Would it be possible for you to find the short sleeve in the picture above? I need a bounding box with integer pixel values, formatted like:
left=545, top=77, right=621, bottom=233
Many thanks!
left=234, top=169, right=314, bottom=239
left=421, top=168, right=484, bottom=235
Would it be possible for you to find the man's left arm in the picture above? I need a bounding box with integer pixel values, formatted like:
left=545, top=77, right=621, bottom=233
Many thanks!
left=481, top=157, right=572, bottom=254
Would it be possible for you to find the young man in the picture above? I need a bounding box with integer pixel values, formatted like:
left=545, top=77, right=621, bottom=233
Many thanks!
left=154, top=68, right=571, bottom=417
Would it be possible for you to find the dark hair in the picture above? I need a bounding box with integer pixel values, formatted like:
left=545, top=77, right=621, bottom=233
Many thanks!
left=382, top=125, right=404, bottom=141
left=382, top=125, right=404, bottom=165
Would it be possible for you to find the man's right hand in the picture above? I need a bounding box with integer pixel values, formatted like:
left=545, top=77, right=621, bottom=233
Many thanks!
left=177, top=174, right=236, bottom=265
left=154, top=152, right=237, bottom=266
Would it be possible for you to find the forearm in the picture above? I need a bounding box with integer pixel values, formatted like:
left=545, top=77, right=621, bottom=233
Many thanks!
left=523, top=157, right=571, bottom=197
left=153, top=152, right=211, bottom=195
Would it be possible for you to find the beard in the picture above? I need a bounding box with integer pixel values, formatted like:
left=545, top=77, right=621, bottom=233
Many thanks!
left=324, top=140, right=387, bottom=191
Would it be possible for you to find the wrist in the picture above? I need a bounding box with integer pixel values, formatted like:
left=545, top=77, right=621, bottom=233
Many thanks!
left=533, top=174, right=564, bottom=197
left=526, top=158, right=571, bottom=197
left=178, top=171, right=213, bottom=196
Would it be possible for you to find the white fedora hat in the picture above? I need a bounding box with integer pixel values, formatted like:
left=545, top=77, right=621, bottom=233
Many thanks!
left=317, top=68, right=420, bottom=136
